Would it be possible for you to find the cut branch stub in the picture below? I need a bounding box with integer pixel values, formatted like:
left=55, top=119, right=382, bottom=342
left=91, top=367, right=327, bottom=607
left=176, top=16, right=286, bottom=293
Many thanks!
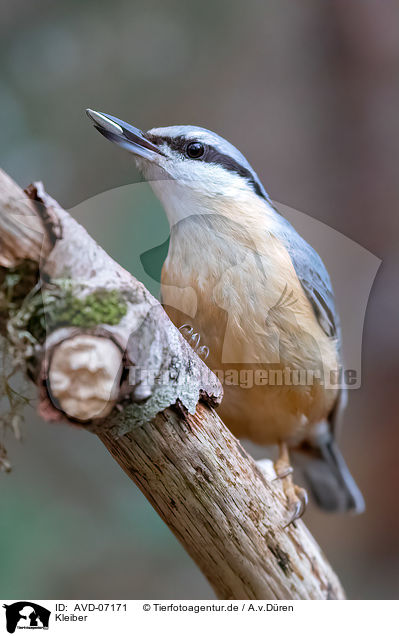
left=48, top=333, right=123, bottom=420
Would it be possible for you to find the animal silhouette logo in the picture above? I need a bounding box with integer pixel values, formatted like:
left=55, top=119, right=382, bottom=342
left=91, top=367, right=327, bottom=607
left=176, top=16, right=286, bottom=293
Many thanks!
left=2, top=602, right=50, bottom=633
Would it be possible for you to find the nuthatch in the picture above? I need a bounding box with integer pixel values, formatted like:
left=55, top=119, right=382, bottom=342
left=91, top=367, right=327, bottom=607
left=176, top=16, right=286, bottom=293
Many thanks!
left=87, top=109, right=365, bottom=523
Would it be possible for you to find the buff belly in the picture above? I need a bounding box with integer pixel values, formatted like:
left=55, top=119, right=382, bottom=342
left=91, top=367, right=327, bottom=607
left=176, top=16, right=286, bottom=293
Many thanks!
left=216, top=376, right=336, bottom=446
left=162, top=294, right=339, bottom=447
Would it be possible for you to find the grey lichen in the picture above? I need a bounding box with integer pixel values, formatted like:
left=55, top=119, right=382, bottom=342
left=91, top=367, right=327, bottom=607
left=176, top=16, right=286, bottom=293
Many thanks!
left=92, top=381, right=200, bottom=438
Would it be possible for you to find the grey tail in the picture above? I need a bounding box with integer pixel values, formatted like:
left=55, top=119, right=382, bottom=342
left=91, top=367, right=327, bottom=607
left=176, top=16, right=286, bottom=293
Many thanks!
left=302, top=438, right=365, bottom=513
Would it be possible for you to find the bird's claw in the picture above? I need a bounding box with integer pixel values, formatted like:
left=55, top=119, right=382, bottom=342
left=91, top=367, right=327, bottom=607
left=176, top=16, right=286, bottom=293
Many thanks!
left=179, top=324, right=210, bottom=360
left=284, top=486, right=308, bottom=528
left=179, top=324, right=194, bottom=337
left=197, top=345, right=209, bottom=360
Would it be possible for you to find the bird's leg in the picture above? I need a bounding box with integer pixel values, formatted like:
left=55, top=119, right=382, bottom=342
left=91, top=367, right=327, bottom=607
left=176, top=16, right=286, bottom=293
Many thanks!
left=274, top=442, right=308, bottom=527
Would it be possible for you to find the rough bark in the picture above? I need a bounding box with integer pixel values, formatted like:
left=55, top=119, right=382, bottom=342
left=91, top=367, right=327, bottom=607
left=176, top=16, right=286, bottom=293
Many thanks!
left=100, top=407, right=344, bottom=599
left=0, top=168, right=345, bottom=600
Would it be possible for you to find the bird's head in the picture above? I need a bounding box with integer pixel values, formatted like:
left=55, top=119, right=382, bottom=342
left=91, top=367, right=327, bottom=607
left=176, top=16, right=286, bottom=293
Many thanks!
left=86, top=109, right=273, bottom=226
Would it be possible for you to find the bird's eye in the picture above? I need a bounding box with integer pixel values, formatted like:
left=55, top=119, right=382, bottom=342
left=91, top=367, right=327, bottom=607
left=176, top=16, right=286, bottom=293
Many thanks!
left=186, top=141, right=205, bottom=159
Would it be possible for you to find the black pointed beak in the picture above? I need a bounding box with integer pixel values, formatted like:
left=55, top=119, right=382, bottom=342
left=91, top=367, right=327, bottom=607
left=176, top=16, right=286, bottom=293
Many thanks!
left=86, top=109, right=163, bottom=160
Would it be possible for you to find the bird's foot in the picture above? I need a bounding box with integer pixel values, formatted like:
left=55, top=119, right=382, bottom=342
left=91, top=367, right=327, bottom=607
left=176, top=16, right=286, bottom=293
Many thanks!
left=283, top=483, right=308, bottom=528
left=274, top=442, right=308, bottom=528
left=179, top=324, right=209, bottom=360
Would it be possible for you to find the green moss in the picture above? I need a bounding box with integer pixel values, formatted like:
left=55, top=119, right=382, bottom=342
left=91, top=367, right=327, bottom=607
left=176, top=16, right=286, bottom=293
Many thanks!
left=54, top=288, right=127, bottom=327
left=25, top=283, right=128, bottom=343
left=1, top=264, right=128, bottom=349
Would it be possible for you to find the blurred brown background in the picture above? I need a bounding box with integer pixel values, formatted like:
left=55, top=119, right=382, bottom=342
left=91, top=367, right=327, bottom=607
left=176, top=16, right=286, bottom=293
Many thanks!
left=0, top=0, right=398, bottom=599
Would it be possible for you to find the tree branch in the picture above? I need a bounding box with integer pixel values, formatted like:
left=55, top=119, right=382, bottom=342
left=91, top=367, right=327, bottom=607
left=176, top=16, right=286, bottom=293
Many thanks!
left=0, top=168, right=345, bottom=600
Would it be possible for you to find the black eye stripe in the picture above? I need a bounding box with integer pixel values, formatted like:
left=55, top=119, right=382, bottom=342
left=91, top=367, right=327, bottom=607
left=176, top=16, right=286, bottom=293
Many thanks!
left=146, top=134, right=267, bottom=201
left=145, top=134, right=186, bottom=153
left=204, top=148, right=266, bottom=200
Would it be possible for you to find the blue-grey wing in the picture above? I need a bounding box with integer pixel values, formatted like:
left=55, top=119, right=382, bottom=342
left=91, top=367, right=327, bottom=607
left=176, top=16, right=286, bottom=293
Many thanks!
left=271, top=214, right=340, bottom=343
left=271, top=213, right=345, bottom=433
